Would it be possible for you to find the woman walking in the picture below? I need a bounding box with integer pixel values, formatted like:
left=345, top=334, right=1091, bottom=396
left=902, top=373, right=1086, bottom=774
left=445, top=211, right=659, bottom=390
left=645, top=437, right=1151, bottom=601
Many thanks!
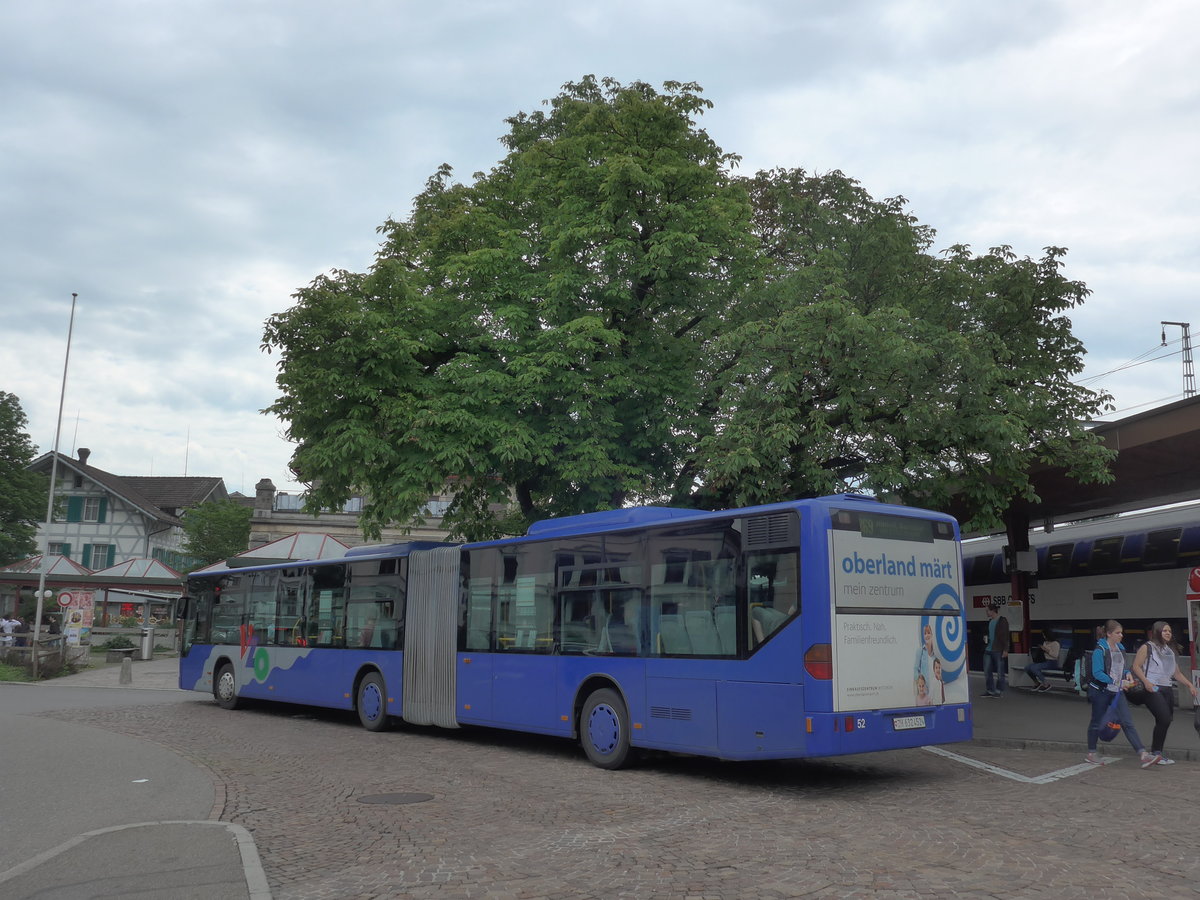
left=1132, top=621, right=1198, bottom=765
left=1085, top=619, right=1160, bottom=768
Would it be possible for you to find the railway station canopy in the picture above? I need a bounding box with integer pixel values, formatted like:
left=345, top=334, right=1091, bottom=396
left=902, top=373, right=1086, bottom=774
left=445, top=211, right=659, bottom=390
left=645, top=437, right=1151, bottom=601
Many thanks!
left=947, top=394, right=1200, bottom=532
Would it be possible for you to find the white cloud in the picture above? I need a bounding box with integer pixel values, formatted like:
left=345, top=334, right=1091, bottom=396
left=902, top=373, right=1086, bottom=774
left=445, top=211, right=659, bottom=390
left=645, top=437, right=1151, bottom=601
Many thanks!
left=2, top=0, right=1198, bottom=499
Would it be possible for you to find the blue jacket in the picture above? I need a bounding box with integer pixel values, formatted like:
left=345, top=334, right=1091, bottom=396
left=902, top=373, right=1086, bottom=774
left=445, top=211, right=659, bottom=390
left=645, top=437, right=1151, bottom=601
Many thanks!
left=1089, top=641, right=1127, bottom=688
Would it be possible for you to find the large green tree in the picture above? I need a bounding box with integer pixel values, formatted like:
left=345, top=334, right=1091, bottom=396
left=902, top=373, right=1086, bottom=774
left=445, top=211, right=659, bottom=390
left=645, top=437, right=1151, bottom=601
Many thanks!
left=181, top=499, right=252, bottom=569
left=265, top=77, right=759, bottom=539
left=695, top=170, right=1114, bottom=532
left=264, top=78, right=1113, bottom=540
left=0, top=392, right=46, bottom=563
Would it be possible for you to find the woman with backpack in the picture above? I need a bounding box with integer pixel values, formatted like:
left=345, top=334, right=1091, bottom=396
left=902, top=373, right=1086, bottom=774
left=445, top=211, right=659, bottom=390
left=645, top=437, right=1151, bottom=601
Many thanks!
left=1131, top=621, right=1198, bottom=766
left=1085, top=619, right=1160, bottom=768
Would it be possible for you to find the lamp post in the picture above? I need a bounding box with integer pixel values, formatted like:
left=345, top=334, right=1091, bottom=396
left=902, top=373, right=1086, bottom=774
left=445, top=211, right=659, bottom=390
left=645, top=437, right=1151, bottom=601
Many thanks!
left=32, top=292, right=78, bottom=679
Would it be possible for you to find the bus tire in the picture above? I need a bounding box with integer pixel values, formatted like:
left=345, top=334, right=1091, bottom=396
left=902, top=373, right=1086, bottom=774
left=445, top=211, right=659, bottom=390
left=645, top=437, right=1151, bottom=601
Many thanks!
left=214, top=663, right=241, bottom=710
left=580, top=687, right=633, bottom=769
left=356, top=671, right=391, bottom=732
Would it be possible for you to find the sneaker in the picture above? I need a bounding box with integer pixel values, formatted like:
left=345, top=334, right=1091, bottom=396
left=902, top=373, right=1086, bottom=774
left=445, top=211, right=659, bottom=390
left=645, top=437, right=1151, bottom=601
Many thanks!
left=1085, top=751, right=1107, bottom=765
left=1156, top=757, right=1176, bottom=766
left=1140, top=752, right=1162, bottom=768
left=1037, top=682, right=1052, bottom=692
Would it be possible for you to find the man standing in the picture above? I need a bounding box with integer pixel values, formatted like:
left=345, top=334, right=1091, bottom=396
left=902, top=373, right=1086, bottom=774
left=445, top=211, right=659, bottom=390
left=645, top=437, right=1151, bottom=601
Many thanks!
left=0, top=611, right=18, bottom=646
left=983, top=603, right=1010, bottom=697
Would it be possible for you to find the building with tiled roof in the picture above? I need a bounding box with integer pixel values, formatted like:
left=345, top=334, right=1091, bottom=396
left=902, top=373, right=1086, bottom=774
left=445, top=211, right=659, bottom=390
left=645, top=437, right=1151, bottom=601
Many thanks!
left=26, top=448, right=226, bottom=572
left=0, top=554, right=93, bottom=578
left=245, top=478, right=454, bottom=549
left=121, top=476, right=227, bottom=517
left=0, top=551, right=185, bottom=627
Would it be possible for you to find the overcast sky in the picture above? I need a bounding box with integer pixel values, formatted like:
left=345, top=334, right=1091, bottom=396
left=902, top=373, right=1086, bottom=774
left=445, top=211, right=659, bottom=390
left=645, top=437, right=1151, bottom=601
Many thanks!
left=3, top=1, right=1197, bottom=497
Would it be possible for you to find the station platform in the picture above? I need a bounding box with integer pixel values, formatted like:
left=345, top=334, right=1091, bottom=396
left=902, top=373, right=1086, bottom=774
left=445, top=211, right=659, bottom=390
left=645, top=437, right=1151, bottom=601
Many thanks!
left=967, top=671, right=1200, bottom=761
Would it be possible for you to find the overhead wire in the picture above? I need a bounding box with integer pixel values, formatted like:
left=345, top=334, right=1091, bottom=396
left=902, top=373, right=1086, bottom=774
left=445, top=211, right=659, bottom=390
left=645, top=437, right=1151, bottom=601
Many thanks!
left=1073, top=335, right=1188, bottom=416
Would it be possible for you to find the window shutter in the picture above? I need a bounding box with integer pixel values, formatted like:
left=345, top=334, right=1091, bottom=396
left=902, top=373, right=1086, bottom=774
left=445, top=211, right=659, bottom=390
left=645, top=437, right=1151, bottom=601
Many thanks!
left=106, top=545, right=116, bottom=568
left=97, top=498, right=108, bottom=524
left=67, top=496, right=83, bottom=523
left=82, top=544, right=93, bottom=569
left=62, top=543, right=72, bottom=559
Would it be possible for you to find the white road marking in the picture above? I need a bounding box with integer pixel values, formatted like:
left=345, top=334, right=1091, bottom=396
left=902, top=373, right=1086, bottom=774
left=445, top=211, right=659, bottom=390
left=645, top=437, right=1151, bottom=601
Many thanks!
left=923, top=745, right=1113, bottom=783
left=0, top=820, right=272, bottom=899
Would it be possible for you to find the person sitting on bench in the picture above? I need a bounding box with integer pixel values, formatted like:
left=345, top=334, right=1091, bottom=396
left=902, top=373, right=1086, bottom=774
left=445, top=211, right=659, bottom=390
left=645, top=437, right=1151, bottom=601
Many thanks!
left=1025, top=631, right=1061, bottom=691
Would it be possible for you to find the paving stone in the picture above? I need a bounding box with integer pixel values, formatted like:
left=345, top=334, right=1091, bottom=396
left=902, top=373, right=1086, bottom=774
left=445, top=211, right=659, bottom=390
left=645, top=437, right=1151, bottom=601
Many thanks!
left=42, top=700, right=1200, bottom=899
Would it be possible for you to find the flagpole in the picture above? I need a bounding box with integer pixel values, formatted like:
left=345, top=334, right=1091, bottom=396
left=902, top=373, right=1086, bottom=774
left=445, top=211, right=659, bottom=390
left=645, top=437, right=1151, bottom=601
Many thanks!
left=32, top=292, right=78, bottom=678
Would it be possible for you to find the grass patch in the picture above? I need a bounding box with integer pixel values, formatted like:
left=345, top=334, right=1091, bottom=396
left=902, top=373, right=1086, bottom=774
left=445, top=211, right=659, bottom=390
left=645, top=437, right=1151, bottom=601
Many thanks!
left=0, top=662, right=35, bottom=682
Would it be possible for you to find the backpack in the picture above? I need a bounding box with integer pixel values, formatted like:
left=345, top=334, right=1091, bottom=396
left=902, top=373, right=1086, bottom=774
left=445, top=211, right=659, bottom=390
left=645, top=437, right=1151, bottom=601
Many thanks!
left=1089, top=644, right=1114, bottom=687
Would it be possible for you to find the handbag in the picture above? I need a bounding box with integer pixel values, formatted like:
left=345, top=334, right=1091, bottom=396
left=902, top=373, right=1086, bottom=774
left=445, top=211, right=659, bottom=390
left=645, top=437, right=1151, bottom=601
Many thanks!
left=1097, top=690, right=1123, bottom=742
left=1128, top=646, right=1154, bottom=706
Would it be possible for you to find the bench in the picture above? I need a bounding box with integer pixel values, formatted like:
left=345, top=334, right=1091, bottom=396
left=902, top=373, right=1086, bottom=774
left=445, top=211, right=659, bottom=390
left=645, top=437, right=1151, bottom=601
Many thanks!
left=106, top=647, right=138, bottom=663
left=1016, top=649, right=1086, bottom=695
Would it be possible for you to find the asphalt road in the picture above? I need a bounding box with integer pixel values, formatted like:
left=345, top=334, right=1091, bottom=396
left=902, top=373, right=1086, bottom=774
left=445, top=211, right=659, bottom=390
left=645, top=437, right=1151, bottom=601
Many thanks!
left=1, top=671, right=265, bottom=899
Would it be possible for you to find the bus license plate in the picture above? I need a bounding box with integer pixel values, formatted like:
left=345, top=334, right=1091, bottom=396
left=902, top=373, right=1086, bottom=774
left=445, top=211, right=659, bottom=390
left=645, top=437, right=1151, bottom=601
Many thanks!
left=893, top=715, right=926, bottom=731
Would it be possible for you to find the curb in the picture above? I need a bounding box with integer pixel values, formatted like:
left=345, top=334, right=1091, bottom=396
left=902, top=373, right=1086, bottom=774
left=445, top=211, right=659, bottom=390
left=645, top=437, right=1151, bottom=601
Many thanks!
left=0, top=820, right=271, bottom=899
left=971, top=736, right=1200, bottom=763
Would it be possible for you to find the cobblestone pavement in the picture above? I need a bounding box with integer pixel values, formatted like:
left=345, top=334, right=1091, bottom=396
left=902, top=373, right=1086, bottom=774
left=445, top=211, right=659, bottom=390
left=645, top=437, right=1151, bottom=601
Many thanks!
left=44, top=699, right=1200, bottom=900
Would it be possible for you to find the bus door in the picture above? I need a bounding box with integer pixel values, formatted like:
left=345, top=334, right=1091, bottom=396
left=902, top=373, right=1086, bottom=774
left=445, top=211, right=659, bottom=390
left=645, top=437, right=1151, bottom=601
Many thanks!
left=456, top=653, right=493, bottom=722
left=458, top=554, right=494, bottom=721
left=488, top=576, right=557, bottom=730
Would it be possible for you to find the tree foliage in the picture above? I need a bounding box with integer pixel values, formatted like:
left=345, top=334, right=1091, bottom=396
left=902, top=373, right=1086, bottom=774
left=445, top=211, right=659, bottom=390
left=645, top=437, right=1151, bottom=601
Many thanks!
left=181, top=499, right=252, bottom=569
left=263, top=77, right=1113, bottom=540
left=0, top=392, right=46, bottom=563
left=697, top=168, right=1114, bottom=530
left=265, top=77, right=758, bottom=539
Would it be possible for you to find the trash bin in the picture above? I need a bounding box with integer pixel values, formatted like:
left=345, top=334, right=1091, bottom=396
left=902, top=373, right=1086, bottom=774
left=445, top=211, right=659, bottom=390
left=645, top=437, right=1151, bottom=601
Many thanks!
left=139, top=627, right=155, bottom=661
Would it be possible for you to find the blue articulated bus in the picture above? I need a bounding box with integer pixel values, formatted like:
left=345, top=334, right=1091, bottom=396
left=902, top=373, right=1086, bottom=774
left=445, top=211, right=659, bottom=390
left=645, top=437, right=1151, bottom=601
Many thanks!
left=180, top=494, right=972, bottom=768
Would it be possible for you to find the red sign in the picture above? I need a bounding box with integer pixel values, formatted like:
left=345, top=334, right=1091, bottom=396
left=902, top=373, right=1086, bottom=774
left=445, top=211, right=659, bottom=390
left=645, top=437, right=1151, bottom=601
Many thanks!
left=57, top=590, right=96, bottom=609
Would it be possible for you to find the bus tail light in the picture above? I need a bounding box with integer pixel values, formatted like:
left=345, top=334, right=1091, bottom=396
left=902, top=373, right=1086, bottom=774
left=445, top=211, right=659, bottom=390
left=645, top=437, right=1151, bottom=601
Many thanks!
left=804, top=643, right=832, bottom=679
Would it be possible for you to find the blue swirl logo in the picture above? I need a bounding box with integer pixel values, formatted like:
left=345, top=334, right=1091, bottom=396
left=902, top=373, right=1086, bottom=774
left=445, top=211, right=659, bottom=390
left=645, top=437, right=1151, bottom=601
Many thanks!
left=921, top=583, right=965, bottom=682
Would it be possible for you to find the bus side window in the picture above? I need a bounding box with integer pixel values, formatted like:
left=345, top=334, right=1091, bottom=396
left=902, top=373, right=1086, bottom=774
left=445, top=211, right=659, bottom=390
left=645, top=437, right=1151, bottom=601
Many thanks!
left=184, top=582, right=215, bottom=649
left=646, top=522, right=743, bottom=658
left=211, top=577, right=245, bottom=645
left=348, top=558, right=405, bottom=650
left=471, top=545, right=554, bottom=654
left=247, top=572, right=276, bottom=645
left=310, top=565, right=347, bottom=648
left=274, top=574, right=305, bottom=646
left=464, top=573, right=494, bottom=651
left=747, top=550, right=798, bottom=649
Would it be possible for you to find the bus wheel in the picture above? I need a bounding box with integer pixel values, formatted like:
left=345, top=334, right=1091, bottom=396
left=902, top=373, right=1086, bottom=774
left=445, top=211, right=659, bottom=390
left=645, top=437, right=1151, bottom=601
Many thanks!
left=581, top=688, right=632, bottom=769
left=214, top=663, right=241, bottom=710
left=356, top=672, right=391, bottom=732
